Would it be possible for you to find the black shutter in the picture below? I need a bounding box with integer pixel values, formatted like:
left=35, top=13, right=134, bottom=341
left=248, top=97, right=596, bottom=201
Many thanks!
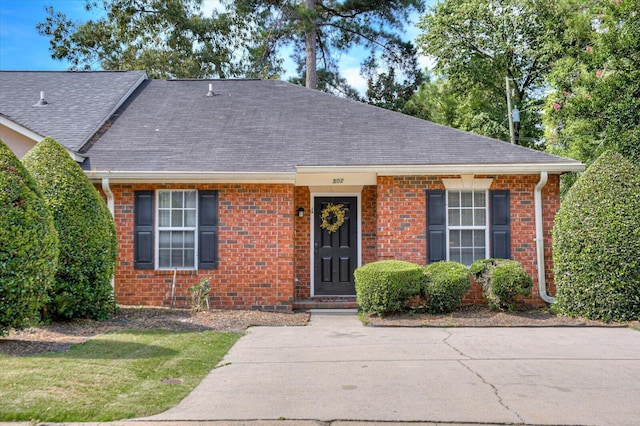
left=198, top=190, right=218, bottom=269
left=134, top=191, right=154, bottom=269
left=427, top=190, right=447, bottom=263
left=490, top=190, right=511, bottom=259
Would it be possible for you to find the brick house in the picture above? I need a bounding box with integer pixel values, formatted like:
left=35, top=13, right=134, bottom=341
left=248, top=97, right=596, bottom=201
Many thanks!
left=1, top=71, right=584, bottom=310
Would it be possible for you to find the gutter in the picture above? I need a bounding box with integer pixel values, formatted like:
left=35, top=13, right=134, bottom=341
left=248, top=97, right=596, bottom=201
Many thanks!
left=297, top=163, right=585, bottom=175
left=534, top=171, right=555, bottom=304
left=101, top=178, right=115, bottom=290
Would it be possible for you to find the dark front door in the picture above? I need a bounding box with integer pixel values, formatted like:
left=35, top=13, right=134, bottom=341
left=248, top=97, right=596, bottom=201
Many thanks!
left=314, top=196, right=358, bottom=296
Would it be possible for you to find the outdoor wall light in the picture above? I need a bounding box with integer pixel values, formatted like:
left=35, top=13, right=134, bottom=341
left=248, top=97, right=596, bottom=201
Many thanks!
left=297, top=207, right=305, bottom=217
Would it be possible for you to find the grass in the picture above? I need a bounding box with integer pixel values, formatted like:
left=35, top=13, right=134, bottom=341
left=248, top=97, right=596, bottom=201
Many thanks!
left=0, top=329, right=240, bottom=422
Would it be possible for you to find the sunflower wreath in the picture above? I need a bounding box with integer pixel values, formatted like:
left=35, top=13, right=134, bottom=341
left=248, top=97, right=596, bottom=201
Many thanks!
left=320, top=203, right=345, bottom=233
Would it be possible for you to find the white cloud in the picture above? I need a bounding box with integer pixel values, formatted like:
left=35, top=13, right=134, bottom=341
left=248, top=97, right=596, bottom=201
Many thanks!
left=340, top=65, right=368, bottom=95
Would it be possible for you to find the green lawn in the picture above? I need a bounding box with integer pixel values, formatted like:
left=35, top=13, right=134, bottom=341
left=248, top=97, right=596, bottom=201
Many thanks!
left=0, top=329, right=240, bottom=422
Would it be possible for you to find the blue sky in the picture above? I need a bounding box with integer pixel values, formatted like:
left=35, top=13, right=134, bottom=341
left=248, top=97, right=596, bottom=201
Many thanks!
left=0, top=0, right=434, bottom=92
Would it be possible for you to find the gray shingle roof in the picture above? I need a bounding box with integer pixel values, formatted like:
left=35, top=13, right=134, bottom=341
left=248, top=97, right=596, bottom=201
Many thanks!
left=0, top=71, right=146, bottom=152
left=81, top=78, right=581, bottom=174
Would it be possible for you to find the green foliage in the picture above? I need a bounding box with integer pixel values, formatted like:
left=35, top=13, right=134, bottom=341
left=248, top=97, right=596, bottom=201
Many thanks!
left=470, top=259, right=532, bottom=310
left=191, top=277, right=211, bottom=312
left=37, top=0, right=247, bottom=79
left=415, top=0, right=575, bottom=147
left=355, top=260, right=426, bottom=316
left=23, top=137, right=117, bottom=320
left=0, top=140, right=58, bottom=335
left=552, top=151, right=640, bottom=321
left=423, top=261, right=470, bottom=314
left=544, top=0, right=640, bottom=195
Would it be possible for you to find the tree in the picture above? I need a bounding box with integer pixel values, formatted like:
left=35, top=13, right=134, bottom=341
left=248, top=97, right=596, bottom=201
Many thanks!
left=37, top=0, right=248, bottom=79
left=0, top=140, right=58, bottom=335
left=552, top=151, right=640, bottom=322
left=544, top=0, right=640, bottom=189
left=237, top=0, right=424, bottom=92
left=415, top=0, right=578, bottom=147
left=23, top=138, right=118, bottom=320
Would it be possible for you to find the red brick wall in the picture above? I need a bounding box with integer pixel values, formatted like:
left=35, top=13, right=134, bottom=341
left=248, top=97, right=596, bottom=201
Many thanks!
left=294, top=186, right=311, bottom=299
left=110, top=183, right=295, bottom=310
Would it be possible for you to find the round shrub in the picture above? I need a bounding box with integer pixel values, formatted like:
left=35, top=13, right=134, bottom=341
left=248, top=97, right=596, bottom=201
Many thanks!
left=470, top=259, right=532, bottom=310
left=23, top=137, right=118, bottom=320
left=552, top=151, right=640, bottom=321
left=423, top=261, right=470, bottom=313
left=0, top=140, right=58, bottom=335
left=355, top=260, right=425, bottom=315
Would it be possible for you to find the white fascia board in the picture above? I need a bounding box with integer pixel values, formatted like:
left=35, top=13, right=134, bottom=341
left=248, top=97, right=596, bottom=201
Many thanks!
left=0, top=116, right=86, bottom=162
left=297, top=163, right=585, bottom=175
left=86, top=170, right=297, bottom=184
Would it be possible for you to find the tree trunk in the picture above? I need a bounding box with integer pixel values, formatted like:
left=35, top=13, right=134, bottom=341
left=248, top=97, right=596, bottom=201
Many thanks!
left=305, top=0, right=317, bottom=90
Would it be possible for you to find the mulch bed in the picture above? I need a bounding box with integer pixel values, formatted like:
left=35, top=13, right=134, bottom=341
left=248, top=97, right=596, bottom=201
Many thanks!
left=2, top=306, right=638, bottom=357
left=0, top=306, right=310, bottom=357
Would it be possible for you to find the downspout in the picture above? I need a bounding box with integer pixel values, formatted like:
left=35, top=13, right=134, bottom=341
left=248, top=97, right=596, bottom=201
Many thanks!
left=101, top=178, right=116, bottom=289
left=534, top=171, right=555, bottom=303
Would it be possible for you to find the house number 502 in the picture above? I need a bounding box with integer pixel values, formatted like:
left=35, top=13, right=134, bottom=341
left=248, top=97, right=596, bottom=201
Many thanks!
left=332, top=178, right=344, bottom=184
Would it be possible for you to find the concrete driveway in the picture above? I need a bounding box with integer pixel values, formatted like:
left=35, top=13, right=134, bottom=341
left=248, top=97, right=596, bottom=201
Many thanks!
left=145, top=312, right=640, bottom=425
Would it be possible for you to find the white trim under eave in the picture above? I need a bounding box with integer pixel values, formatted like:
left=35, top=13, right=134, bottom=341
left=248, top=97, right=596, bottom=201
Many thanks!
left=86, top=170, right=297, bottom=184
left=0, top=116, right=87, bottom=163
left=297, top=163, right=585, bottom=175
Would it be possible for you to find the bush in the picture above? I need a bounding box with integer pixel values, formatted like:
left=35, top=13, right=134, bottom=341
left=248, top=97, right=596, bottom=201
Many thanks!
left=355, top=260, right=425, bottom=315
left=423, top=261, right=470, bottom=313
left=23, top=137, right=118, bottom=320
left=470, top=259, right=532, bottom=310
left=0, top=140, right=58, bottom=335
left=552, top=151, right=640, bottom=321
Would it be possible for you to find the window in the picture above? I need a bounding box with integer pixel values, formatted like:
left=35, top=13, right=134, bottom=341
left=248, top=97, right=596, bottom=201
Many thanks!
left=134, top=190, right=218, bottom=270
left=157, top=190, right=197, bottom=269
left=427, top=189, right=510, bottom=265
left=447, top=190, right=487, bottom=265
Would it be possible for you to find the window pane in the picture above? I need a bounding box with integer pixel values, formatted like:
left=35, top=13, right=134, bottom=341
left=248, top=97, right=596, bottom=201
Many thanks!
left=185, top=191, right=196, bottom=208
left=461, top=192, right=473, bottom=207
left=474, top=230, right=485, bottom=246
left=461, top=209, right=473, bottom=226
left=461, top=248, right=474, bottom=266
left=448, top=209, right=460, bottom=226
left=159, top=191, right=170, bottom=209
left=461, top=230, right=473, bottom=247
left=184, top=231, right=195, bottom=248
left=159, top=231, right=170, bottom=249
left=474, top=209, right=486, bottom=226
left=171, top=210, right=183, bottom=227
left=158, top=210, right=170, bottom=227
left=448, top=191, right=460, bottom=207
left=171, top=249, right=183, bottom=267
left=450, top=230, right=460, bottom=248
left=474, top=248, right=486, bottom=261
left=185, top=210, right=196, bottom=227
left=184, top=249, right=195, bottom=267
left=171, top=192, right=182, bottom=208
left=450, top=250, right=460, bottom=263
left=475, top=191, right=486, bottom=207
left=159, top=249, right=170, bottom=268
left=171, top=231, right=184, bottom=248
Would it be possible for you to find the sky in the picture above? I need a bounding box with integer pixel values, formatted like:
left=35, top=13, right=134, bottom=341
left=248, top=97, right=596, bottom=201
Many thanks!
left=0, top=0, right=434, bottom=93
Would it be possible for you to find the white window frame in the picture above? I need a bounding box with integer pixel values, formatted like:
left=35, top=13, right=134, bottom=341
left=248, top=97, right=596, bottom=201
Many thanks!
left=445, top=189, right=489, bottom=266
left=156, top=189, right=198, bottom=270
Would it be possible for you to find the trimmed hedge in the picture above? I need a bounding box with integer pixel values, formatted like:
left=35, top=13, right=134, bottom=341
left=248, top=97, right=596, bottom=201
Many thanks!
left=0, top=140, right=58, bottom=335
left=423, top=261, right=470, bottom=313
left=23, top=137, right=118, bottom=320
left=355, top=260, right=425, bottom=315
left=552, top=151, right=640, bottom=321
left=470, top=259, right=532, bottom=310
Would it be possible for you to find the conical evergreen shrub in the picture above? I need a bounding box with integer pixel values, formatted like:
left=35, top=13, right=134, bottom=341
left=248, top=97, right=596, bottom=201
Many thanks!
left=552, top=151, right=640, bottom=321
left=23, top=137, right=117, bottom=320
left=0, top=139, right=58, bottom=335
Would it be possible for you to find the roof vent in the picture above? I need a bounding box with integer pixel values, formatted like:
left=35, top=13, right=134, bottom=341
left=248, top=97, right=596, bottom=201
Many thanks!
left=206, top=83, right=215, bottom=97
left=34, top=91, right=48, bottom=106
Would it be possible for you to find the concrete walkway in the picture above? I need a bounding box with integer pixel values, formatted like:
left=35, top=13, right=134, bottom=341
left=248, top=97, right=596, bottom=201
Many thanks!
left=138, top=312, right=640, bottom=425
